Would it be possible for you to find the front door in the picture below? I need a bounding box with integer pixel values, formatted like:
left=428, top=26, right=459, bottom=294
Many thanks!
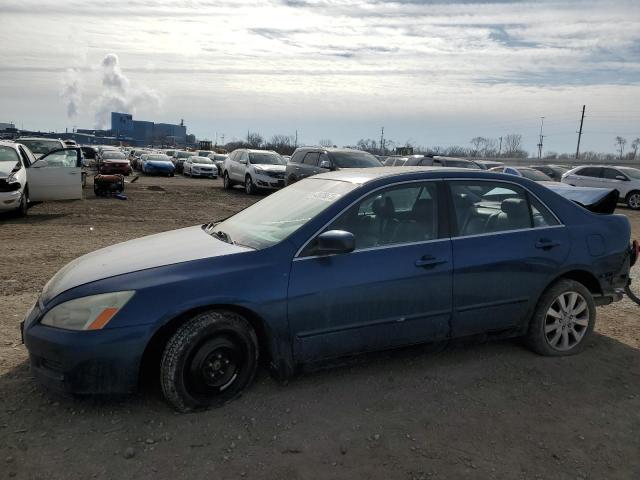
left=27, top=148, right=82, bottom=201
left=288, top=180, right=452, bottom=362
left=447, top=180, right=569, bottom=336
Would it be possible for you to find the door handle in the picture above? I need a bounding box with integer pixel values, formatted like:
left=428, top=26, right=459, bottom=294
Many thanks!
left=415, top=256, right=447, bottom=268
left=535, top=239, right=562, bottom=249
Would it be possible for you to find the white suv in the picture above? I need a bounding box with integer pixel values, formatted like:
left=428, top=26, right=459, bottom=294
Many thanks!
left=562, top=165, right=640, bottom=210
left=222, top=149, right=286, bottom=194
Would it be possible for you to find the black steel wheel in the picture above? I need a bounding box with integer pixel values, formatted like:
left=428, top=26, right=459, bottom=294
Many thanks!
left=160, top=311, right=258, bottom=412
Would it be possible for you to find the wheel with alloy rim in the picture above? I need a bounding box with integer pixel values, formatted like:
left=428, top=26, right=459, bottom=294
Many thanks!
left=627, top=191, right=640, bottom=210
left=160, top=311, right=258, bottom=412
left=245, top=175, right=256, bottom=195
left=526, top=279, right=595, bottom=356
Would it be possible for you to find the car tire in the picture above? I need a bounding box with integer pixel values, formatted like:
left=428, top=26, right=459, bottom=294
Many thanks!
left=81, top=172, right=87, bottom=189
left=626, top=190, right=640, bottom=210
left=160, top=310, right=259, bottom=412
left=525, top=279, right=595, bottom=356
left=223, top=172, right=232, bottom=190
left=245, top=175, right=256, bottom=195
left=15, top=187, right=28, bottom=217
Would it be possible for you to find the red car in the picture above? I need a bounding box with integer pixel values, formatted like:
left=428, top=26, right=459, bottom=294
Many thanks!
left=99, top=151, right=132, bottom=176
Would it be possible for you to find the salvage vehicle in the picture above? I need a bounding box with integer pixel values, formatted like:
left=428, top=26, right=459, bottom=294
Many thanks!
left=285, top=147, right=381, bottom=186
left=562, top=165, right=640, bottom=210
left=490, top=166, right=553, bottom=182
left=16, top=137, right=66, bottom=159
left=530, top=165, right=569, bottom=182
left=98, top=151, right=132, bottom=176
left=22, top=167, right=636, bottom=412
left=183, top=156, right=217, bottom=178
left=172, top=150, right=196, bottom=174
left=1, top=141, right=82, bottom=216
left=223, top=149, right=286, bottom=194
left=141, top=154, right=175, bottom=176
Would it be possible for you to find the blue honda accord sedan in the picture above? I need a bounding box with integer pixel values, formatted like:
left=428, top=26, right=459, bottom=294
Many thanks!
left=22, top=168, right=636, bottom=411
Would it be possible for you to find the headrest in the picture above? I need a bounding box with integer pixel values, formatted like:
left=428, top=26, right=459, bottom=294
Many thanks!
left=501, top=197, right=527, bottom=215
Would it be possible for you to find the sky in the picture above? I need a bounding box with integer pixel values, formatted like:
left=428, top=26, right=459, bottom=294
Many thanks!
left=1, top=0, right=639, bottom=155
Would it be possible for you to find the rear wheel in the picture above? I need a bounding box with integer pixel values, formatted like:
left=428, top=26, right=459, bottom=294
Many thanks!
left=525, top=279, right=595, bottom=356
left=160, top=311, right=258, bottom=412
left=626, top=191, right=640, bottom=210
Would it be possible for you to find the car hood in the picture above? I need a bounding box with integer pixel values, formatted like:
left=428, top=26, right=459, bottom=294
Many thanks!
left=102, top=159, right=129, bottom=164
left=543, top=182, right=619, bottom=214
left=41, top=225, right=251, bottom=304
left=146, top=160, right=174, bottom=167
left=253, top=164, right=285, bottom=172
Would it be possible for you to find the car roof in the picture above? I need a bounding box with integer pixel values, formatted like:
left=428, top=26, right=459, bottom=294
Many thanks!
left=0, top=140, right=19, bottom=150
left=17, top=137, right=63, bottom=141
left=312, top=166, right=482, bottom=184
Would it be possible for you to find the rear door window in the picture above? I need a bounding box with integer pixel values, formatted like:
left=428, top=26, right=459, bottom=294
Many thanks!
left=603, top=168, right=625, bottom=180
left=576, top=167, right=603, bottom=178
left=302, top=152, right=320, bottom=166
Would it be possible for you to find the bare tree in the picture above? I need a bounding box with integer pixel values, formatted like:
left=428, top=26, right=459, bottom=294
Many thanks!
left=318, top=138, right=333, bottom=147
left=247, top=132, right=264, bottom=149
left=615, top=136, right=627, bottom=160
left=355, top=138, right=379, bottom=153
left=470, top=137, right=485, bottom=157
left=503, top=134, right=526, bottom=157
left=631, top=137, right=640, bottom=160
left=266, top=134, right=295, bottom=154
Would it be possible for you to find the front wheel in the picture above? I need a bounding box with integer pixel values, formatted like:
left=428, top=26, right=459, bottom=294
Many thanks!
left=15, top=188, right=28, bottom=217
left=245, top=175, right=256, bottom=195
left=160, top=311, right=259, bottom=412
left=626, top=191, right=640, bottom=210
left=525, top=279, right=595, bottom=356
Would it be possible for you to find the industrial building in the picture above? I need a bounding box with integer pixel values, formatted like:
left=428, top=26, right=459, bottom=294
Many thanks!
left=111, top=112, right=187, bottom=146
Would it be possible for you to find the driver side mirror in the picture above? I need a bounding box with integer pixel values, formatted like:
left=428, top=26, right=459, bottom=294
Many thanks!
left=319, top=160, right=332, bottom=170
left=615, top=175, right=628, bottom=181
left=316, top=230, right=355, bottom=255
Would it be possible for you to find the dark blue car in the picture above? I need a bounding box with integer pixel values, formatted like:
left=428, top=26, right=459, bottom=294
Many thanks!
left=22, top=168, right=636, bottom=411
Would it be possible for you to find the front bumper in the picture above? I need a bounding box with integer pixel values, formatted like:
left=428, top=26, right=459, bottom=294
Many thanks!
left=191, top=168, right=217, bottom=177
left=255, top=174, right=285, bottom=189
left=0, top=190, right=21, bottom=211
left=23, top=308, right=152, bottom=394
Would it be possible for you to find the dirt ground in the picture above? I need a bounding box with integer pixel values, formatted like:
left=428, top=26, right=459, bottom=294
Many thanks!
left=1, top=175, right=639, bottom=480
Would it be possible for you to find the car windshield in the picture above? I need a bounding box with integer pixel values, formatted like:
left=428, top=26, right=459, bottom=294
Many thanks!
left=620, top=168, right=640, bottom=180
left=0, top=146, right=20, bottom=175
left=147, top=155, right=170, bottom=161
left=192, top=157, right=213, bottom=164
left=177, top=151, right=195, bottom=158
left=198, top=151, right=213, bottom=157
left=208, top=178, right=357, bottom=249
left=520, top=168, right=552, bottom=181
left=103, top=152, right=126, bottom=159
left=331, top=151, right=381, bottom=168
left=18, top=139, right=60, bottom=155
left=249, top=152, right=285, bottom=165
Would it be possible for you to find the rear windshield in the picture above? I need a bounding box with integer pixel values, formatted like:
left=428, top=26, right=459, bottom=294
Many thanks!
left=177, top=151, right=195, bottom=158
left=102, top=152, right=126, bottom=159
left=249, top=152, right=285, bottom=165
left=0, top=146, right=20, bottom=175
left=147, top=155, right=170, bottom=161
left=331, top=151, right=381, bottom=168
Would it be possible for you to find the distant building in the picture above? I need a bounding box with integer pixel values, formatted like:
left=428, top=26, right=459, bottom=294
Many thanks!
left=110, top=112, right=187, bottom=146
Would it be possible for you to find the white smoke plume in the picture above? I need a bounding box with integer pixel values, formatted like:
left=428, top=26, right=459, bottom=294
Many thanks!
left=61, top=68, right=82, bottom=119
left=93, top=53, right=160, bottom=129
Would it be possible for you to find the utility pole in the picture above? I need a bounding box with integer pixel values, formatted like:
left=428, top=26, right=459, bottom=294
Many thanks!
left=380, top=127, right=385, bottom=155
left=295, top=130, right=298, bottom=148
left=498, top=136, right=502, bottom=157
left=537, top=117, right=545, bottom=160
left=575, top=105, right=585, bottom=160
left=247, top=130, right=250, bottom=145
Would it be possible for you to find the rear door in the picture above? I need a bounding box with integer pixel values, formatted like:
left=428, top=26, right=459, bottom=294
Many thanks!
left=602, top=167, right=631, bottom=197
left=26, top=148, right=82, bottom=201
left=447, top=179, right=569, bottom=336
left=570, top=167, right=603, bottom=187
left=298, top=152, right=320, bottom=180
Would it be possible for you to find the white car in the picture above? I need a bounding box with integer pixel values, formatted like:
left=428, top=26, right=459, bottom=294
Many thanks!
left=15, top=137, right=66, bottom=159
left=0, top=141, right=83, bottom=216
left=222, top=149, right=286, bottom=194
left=183, top=156, right=217, bottom=178
left=561, top=165, right=640, bottom=210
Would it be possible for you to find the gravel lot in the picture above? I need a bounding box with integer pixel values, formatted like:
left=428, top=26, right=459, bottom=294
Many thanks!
left=1, top=175, right=639, bottom=480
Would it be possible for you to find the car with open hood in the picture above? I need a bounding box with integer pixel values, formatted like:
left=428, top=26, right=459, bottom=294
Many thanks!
left=22, top=167, right=636, bottom=412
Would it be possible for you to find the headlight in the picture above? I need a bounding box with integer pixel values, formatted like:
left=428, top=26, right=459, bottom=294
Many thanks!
left=40, top=291, right=135, bottom=331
